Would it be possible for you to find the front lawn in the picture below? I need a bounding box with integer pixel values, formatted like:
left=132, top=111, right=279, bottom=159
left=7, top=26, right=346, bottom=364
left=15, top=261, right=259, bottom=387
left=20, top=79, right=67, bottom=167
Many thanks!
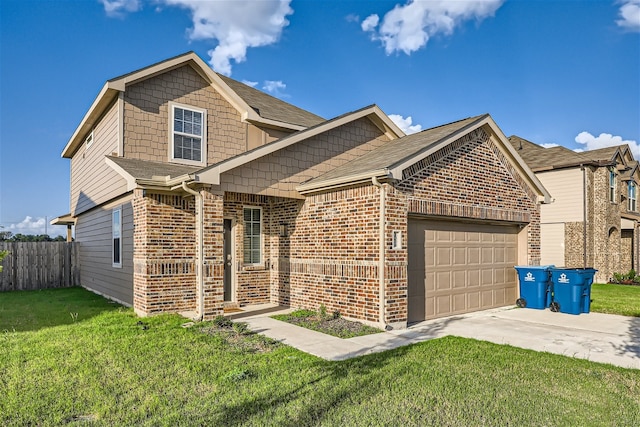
left=1, top=288, right=639, bottom=426
left=591, top=283, right=640, bottom=317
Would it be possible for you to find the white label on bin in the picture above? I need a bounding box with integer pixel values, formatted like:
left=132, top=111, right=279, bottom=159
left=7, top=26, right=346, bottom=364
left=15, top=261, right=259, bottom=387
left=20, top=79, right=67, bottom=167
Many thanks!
left=558, top=273, right=570, bottom=283
left=524, top=272, right=535, bottom=281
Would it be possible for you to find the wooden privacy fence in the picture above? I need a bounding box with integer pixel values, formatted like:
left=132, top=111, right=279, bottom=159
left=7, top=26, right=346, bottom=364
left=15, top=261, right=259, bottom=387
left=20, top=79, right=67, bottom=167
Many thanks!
left=0, top=242, right=80, bottom=291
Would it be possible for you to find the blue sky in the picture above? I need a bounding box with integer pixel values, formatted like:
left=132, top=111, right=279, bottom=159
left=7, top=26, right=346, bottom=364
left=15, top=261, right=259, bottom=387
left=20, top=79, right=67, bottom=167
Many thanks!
left=1, top=0, right=639, bottom=237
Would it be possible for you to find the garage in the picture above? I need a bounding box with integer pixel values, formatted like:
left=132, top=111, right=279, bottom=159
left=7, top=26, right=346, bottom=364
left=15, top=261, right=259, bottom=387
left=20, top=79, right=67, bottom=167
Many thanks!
left=407, top=219, right=519, bottom=323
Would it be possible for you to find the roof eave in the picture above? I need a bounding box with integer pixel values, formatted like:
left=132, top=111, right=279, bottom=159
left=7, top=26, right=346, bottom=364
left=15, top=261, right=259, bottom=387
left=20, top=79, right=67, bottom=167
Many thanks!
left=61, top=83, right=121, bottom=158
left=296, top=169, right=391, bottom=195
left=196, top=105, right=403, bottom=185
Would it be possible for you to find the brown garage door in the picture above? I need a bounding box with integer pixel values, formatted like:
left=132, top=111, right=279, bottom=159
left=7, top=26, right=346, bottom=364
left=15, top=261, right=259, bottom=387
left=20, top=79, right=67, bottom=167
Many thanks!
left=408, top=219, right=519, bottom=323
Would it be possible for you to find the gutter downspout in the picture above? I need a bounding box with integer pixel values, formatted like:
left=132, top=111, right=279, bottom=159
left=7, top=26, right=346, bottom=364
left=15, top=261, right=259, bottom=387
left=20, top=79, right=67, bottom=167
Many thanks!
left=181, top=182, right=204, bottom=320
left=582, top=165, right=587, bottom=269
left=372, top=177, right=385, bottom=328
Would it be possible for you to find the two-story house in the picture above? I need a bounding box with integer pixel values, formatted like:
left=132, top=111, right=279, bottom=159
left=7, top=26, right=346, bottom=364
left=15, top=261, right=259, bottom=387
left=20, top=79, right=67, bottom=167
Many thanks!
left=53, top=52, right=550, bottom=328
left=509, top=136, right=640, bottom=283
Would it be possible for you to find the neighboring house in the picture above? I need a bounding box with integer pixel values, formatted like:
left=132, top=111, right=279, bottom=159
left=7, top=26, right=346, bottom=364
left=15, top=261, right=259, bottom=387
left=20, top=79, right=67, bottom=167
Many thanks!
left=54, top=52, right=550, bottom=328
left=509, top=136, right=640, bottom=283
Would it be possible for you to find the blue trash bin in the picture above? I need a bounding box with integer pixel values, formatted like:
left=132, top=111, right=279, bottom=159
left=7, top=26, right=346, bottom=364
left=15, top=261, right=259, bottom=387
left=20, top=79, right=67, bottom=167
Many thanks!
left=549, top=268, right=597, bottom=315
left=514, top=266, right=554, bottom=309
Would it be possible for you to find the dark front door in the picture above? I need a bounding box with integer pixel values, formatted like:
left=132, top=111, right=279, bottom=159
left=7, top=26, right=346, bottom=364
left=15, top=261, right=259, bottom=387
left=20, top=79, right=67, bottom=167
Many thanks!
left=223, top=219, right=232, bottom=302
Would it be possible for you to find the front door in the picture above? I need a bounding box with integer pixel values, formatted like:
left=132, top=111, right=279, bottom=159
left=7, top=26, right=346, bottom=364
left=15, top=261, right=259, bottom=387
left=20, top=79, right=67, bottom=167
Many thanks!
left=223, top=219, right=233, bottom=302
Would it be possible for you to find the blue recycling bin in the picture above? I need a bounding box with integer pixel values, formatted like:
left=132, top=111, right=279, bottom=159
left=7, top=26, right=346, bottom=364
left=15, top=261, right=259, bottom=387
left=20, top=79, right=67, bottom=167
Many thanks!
left=550, top=268, right=597, bottom=315
left=514, top=266, right=554, bottom=309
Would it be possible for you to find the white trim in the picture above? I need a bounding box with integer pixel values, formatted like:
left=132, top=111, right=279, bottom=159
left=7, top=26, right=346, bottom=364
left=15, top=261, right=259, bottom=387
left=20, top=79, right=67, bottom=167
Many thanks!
left=629, top=181, right=637, bottom=212
left=169, top=102, right=207, bottom=166
left=242, top=206, right=263, bottom=266
left=84, top=131, right=94, bottom=149
left=224, top=217, right=237, bottom=302
left=112, top=206, right=122, bottom=268
left=117, top=93, right=124, bottom=156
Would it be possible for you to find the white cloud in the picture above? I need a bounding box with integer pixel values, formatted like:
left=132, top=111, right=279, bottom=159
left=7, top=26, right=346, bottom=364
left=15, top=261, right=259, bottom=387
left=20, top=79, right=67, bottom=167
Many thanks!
left=162, top=0, right=293, bottom=75
left=262, top=80, right=287, bottom=96
left=241, top=80, right=258, bottom=88
left=617, top=0, right=640, bottom=31
left=575, top=131, right=640, bottom=158
left=100, top=0, right=141, bottom=17
left=5, top=216, right=64, bottom=237
left=540, top=143, right=559, bottom=148
left=389, top=114, right=422, bottom=134
left=361, top=14, right=380, bottom=32
left=362, top=0, right=505, bottom=55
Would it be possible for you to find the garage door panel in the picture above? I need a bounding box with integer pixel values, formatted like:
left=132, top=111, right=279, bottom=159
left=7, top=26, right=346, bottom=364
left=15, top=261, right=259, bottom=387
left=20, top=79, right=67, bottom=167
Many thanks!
left=452, top=270, right=466, bottom=287
left=408, top=219, right=519, bottom=322
left=436, top=271, right=451, bottom=290
left=468, top=247, right=481, bottom=264
left=468, top=291, right=480, bottom=309
left=481, top=269, right=493, bottom=285
left=453, top=247, right=466, bottom=265
left=453, top=294, right=466, bottom=312
left=468, top=269, right=480, bottom=287
left=437, top=247, right=451, bottom=266
left=481, top=247, right=493, bottom=263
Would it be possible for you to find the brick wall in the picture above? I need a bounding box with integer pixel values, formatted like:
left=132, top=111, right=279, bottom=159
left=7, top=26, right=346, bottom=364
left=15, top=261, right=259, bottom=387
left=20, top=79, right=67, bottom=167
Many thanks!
left=397, top=128, right=541, bottom=264
left=289, top=185, right=382, bottom=323
left=132, top=188, right=197, bottom=316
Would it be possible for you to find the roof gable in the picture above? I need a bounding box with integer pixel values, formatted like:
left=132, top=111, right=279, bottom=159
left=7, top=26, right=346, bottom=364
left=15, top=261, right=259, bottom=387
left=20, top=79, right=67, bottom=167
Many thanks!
left=298, top=115, right=551, bottom=203
left=194, top=104, right=404, bottom=185
left=61, top=52, right=324, bottom=158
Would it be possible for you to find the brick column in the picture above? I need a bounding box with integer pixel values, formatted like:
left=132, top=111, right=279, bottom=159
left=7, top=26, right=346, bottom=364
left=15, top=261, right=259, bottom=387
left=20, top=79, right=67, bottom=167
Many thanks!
left=132, top=188, right=197, bottom=317
left=201, top=188, right=225, bottom=320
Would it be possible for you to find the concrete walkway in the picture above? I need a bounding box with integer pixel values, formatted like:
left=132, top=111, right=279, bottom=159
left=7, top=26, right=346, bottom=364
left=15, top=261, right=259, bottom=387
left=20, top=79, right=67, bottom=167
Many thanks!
left=240, top=306, right=640, bottom=369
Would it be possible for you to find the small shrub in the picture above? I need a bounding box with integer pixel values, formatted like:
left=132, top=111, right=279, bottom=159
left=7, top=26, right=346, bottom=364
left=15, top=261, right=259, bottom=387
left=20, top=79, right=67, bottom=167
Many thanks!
left=319, top=304, right=328, bottom=320
left=232, top=322, right=249, bottom=335
left=212, top=315, right=233, bottom=329
left=332, top=310, right=341, bottom=319
left=610, top=269, right=640, bottom=285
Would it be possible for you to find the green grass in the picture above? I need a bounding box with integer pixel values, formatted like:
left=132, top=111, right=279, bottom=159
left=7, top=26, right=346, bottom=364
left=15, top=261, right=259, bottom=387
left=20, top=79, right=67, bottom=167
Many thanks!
left=1, top=288, right=639, bottom=426
left=591, top=283, right=640, bottom=317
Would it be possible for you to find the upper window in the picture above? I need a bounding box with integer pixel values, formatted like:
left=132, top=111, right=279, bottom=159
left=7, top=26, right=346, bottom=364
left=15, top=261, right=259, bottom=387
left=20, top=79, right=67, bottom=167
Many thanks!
left=112, top=207, right=122, bottom=268
left=170, top=103, right=206, bottom=165
left=629, top=182, right=637, bottom=212
left=609, top=168, right=617, bottom=203
left=85, top=132, right=93, bottom=149
left=243, top=207, right=262, bottom=265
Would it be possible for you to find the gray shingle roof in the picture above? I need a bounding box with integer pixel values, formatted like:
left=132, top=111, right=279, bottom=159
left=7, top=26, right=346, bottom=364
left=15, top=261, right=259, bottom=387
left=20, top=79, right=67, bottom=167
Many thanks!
left=508, top=136, right=631, bottom=171
left=508, top=136, right=592, bottom=171
left=302, top=114, right=487, bottom=185
left=106, top=156, right=199, bottom=180
left=218, top=74, right=325, bottom=128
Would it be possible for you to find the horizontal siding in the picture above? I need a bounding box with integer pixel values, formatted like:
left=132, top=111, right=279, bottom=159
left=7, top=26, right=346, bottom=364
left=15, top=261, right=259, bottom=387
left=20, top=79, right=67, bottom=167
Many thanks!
left=70, top=100, right=128, bottom=215
left=539, top=168, right=584, bottom=223
left=75, top=197, right=134, bottom=305
left=540, top=223, right=565, bottom=266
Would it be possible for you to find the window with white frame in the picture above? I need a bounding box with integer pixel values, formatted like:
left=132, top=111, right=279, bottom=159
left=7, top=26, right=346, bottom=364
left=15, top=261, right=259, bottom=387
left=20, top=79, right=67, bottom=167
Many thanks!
left=609, top=168, right=617, bottom=203
left=243, top=207, right=262, bottom=265
left=85, top=131, right=93, bottom=149
left=112, top=207, right=122, bottom=268
left=170, top=103, right=206, bottom=164
left=629, top=182, right=637, bottom=212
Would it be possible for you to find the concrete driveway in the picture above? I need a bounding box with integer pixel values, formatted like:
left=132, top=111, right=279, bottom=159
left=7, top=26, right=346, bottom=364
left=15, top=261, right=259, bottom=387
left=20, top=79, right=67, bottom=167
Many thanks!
left=242, top=306, right=640, bottom=369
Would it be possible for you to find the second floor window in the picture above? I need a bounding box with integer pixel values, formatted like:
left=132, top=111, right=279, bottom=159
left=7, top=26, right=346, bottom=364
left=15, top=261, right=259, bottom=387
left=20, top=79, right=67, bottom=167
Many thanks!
left=609, top=168, right=617, bottom=203
left=629, top=182, right=637, bottom=212
left=171, top=103, right=206, bottom=165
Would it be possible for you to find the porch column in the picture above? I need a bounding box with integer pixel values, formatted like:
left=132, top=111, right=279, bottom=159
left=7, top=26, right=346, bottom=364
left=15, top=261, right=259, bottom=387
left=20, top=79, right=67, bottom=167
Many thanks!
left=201, top=188, right=225, bottom=320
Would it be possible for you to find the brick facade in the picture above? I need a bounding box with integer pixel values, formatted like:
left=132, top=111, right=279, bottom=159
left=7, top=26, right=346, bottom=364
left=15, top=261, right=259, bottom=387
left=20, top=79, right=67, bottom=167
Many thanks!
left=131, top=126, right=542, bottom=328
left=554, top=164, right=640, bottom=283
